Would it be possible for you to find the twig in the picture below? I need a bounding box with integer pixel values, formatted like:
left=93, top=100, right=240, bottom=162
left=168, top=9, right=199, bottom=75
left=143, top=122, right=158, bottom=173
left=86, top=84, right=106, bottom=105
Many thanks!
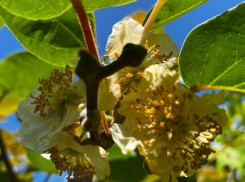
left=44, top=173, right=51, bottom=182
left=0, top=129, right=18, bottom=182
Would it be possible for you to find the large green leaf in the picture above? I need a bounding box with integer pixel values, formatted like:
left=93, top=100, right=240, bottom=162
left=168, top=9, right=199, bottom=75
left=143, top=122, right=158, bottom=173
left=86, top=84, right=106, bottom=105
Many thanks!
left=25, top=148, right=55, bottom=172
left=108, top=149, right=147, bottom=182
left=0, top=17, right=3, bottom=28
left=0, top=6, right=94, bottom=67
left=214, top=135, right=245, bottom=175
left=143, top=0, right=208, bottom=31
left=179, top=2, right=245, bottom=93
left=0, top=0, right=71, bottom=20
left=107, top=144, right=135, bottom=161
left=81, top=0, right=136, bottom=12
left=0, top=52, right=54, bottom=116
left=0, top=0, right=136, bottom=20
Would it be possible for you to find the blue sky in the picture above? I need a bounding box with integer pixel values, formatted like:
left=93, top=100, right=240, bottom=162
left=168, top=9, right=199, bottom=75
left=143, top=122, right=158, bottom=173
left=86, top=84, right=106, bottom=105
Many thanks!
left=0, top=0, right=244, bottom=181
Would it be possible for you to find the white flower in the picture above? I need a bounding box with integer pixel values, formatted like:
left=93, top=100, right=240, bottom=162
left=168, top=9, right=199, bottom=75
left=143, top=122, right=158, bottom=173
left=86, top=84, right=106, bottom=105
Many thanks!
left=44, top=129, right=110, bottom=180
left=18, top=66, right=85, bottom=153
left=105, top=17, right=179, bottom=99
left=111, top=64, right=228, bottom=182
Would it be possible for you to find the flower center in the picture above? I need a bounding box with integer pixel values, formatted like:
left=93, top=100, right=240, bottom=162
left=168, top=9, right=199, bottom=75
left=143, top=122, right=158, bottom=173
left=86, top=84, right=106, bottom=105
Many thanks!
left=31, top=65, right=76, bottom=118
left=109, top=40, right=174, bottom=98
left=47, top=146, right=96, bottom=179
left=131, top=85, right=222, bottom=172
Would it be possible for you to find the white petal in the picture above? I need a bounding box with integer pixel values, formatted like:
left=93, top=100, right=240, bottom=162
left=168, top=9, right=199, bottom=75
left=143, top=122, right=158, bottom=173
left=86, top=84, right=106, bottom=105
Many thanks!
left=106, top=17, right=146, bottom=55
left=98, top=79, right=117, bottom=111
left=147, top=33, right=179, bottom=58
left=19, top=109, right=62, bottom=152
left=110, top=120, right=144, bottom=154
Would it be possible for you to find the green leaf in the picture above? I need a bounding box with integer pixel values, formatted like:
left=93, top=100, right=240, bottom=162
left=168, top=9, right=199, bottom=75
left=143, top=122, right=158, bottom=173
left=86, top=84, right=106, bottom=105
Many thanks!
left=81, top=0, right=136, bottom=12
left=0, top=52, right=54, bottom=116
left=108, top=149, right=147, bottom=182
left=0, top=0, right=72, bottom=20
left=143, top=0, right=208, bottom=31
left=215, top=136, right=245, bottom=174
left=0, top=0, right=136, bottom=20
left=0, top=6, right=94, bottom=67
left=25, top=147, right=55, bottom=172
left=0, top=17, right=3, bottom=28
left=179, top=2, right=245, bottom=93
left=107, top=144, right=136, bottom=161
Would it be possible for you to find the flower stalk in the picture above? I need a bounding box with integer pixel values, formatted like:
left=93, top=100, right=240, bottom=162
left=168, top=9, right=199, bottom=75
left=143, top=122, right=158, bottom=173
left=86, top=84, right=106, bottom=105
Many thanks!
left=143, top=0, right=165, bottom=33
left=70, top=0, right=101, bottom=63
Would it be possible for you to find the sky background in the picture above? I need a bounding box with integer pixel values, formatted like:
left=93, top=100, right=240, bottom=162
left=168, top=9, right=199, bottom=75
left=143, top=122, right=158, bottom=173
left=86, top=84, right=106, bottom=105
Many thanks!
left=0, top=0, right=244, bottom=181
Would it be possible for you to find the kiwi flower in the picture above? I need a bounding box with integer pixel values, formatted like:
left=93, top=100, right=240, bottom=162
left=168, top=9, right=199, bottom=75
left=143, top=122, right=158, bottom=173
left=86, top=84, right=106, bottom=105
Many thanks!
left=44, top=123, right=110, bottom=180
left=18, top=66, right=110, bottom=180
left=111, top=64, right=228, bottom=182
left=105, top=17, right=179, bottom=99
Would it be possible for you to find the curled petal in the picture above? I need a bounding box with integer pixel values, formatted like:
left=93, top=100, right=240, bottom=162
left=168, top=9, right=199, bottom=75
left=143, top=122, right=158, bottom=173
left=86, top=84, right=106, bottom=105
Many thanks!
left=106, top=17, right=146, bottom=56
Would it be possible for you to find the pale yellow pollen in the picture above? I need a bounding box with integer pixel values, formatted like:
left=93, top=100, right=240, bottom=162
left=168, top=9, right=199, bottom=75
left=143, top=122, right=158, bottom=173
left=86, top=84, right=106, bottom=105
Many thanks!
left=166, top=113, right=172, bottom=119
left=138, top=72, right=145, bottom=76
left=126, top=73, right=134, bottom=78
left=160, top=122, right=165, bottom=128
left=146, top=88, right=151, bottom=94
left=114, top=52, right=120, bottom=58
left=175, top=100, right=180, bottom=105
left=168, top=132, right=173, bottom=140
left=145, top=40, right=149, bottom=50
left=167, top=94, right=173, bottom=102
left=156, top=49, right=161, bottom=54
left=149, top=140, right=155, bottom=145
left=160, top=100, right=165, bottom=106
left=153, top=100, right=159, bottom=106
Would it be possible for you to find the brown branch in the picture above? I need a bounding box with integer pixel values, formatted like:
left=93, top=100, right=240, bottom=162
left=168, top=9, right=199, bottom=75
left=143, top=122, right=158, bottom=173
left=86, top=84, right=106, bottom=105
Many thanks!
left=0, top=129, right=18, bottom=182
left=44, top=173, right=51, bottom=182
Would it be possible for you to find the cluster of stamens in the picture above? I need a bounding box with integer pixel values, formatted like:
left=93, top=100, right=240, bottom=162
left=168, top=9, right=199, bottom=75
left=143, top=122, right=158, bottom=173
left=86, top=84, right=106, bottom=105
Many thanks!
left=31, top=66, right=75, bottom=117
left=131, top=85, right=222, bottom=173
left=108, top=40, right=174, bottom=99
left=47, top=147, right=96, bottom=179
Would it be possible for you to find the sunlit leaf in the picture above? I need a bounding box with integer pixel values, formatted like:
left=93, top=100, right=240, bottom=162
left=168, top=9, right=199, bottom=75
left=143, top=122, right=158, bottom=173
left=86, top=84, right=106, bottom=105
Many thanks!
left=17, top=172, right=33, bottom=182
left=143, top=0, right=208, bottom=31
left=25, top=148, right=55, bottom=173
left=0, top=17, right=3, bottom=28
left=0, top=99, right=19, bottom=116
left=213, top=135, right=245, bottom=175
left=0, top=52, right=54, bottom=116
left=0, top=7, right=95, bottom=67
left=0, top=0, right=136, bottom=20
left=0, top=0, right=71, bottom=20
left=179, top=2, right=245, bottom=93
